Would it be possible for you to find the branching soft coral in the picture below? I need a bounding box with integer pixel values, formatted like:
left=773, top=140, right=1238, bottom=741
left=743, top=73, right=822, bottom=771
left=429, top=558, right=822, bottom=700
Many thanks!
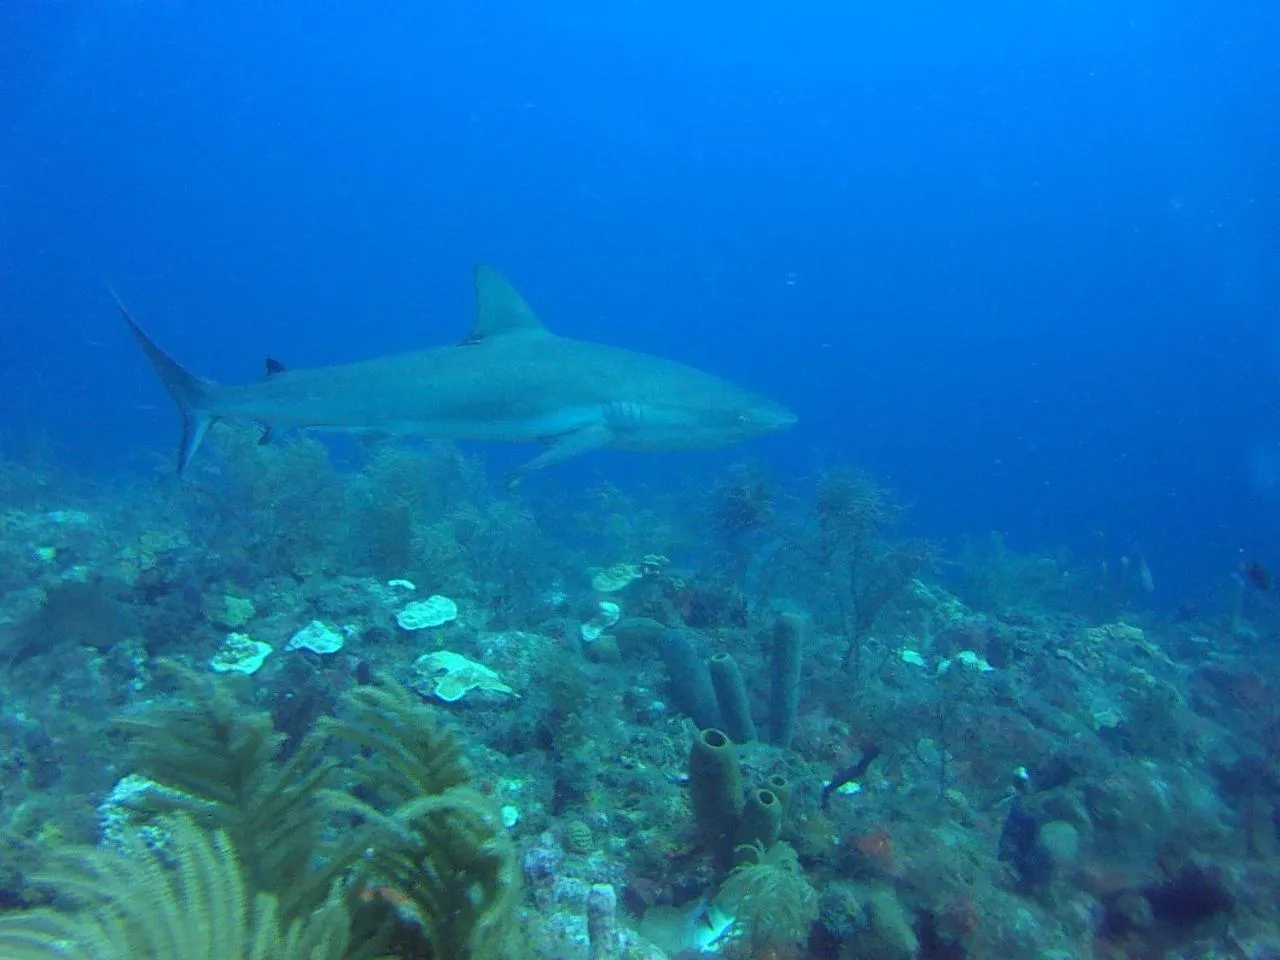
left=1, top=665, right=522, bottom=960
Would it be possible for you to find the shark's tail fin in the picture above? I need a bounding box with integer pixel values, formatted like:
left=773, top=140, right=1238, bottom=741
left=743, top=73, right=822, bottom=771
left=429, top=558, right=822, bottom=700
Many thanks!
left=113, top=294, right=218, bottom=473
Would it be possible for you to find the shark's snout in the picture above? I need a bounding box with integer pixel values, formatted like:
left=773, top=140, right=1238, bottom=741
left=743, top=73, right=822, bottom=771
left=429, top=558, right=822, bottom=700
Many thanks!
left=726, top=398, right=796, bottom=441
left=752, top=400, right=798, bottom=434
left=770, top=404, right=799, bottom=431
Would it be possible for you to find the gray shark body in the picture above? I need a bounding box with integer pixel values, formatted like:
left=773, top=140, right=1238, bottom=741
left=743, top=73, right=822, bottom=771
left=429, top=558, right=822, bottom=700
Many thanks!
left=120, top=265, right=795, bottom=485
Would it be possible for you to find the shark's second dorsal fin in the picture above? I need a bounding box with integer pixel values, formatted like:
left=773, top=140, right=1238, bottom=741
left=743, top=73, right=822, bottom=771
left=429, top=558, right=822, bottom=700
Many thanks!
left=464, top=265, right=548, bottom=344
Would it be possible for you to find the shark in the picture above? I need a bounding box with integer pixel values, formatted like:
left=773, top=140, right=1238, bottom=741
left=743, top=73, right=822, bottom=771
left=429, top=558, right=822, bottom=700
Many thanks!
left=119, top=265, right=796, bottom=486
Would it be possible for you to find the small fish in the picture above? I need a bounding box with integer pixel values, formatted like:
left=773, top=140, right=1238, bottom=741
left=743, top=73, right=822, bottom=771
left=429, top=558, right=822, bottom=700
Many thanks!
left=358, top=884, right=422, bottom=925
left=1241, top=560, right=1274, bottom=592
left=821, top=742, right=882, bottom=810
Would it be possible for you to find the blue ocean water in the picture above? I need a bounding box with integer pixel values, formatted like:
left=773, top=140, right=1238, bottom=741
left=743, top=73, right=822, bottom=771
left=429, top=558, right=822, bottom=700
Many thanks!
left=2, top=0, right=1277, bottom=605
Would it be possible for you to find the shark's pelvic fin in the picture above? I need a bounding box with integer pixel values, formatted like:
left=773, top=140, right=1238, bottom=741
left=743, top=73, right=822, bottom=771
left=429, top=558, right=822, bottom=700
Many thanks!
left=505, top=424, right=613, bottom=490
left=465, top=264, right=548, bottom=344
left=260, top=359, right=287, bottom=444
left=113, top=293, right=217, bottom=474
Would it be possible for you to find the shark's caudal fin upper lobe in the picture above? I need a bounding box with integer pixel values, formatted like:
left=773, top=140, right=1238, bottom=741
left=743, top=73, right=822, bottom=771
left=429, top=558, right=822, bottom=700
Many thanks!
left=113, top=294, right=217, bottom=473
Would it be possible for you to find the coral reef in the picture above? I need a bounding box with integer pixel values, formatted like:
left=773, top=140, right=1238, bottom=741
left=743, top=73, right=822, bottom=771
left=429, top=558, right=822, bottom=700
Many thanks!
left=0, top=443, right=1278, bottom=959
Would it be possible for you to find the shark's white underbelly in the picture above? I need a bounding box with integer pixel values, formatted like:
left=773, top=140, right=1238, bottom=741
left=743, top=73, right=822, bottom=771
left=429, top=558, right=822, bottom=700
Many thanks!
left=225, top=381, right=711, bottom=450
left=303, top=403, right=616, bottom=445
left=445, top=404, right=610, bottom=442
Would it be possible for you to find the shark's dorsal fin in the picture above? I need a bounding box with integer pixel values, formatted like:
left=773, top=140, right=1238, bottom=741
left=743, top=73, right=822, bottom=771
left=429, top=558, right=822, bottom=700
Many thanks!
left=463, top=265, right=548, bottom=344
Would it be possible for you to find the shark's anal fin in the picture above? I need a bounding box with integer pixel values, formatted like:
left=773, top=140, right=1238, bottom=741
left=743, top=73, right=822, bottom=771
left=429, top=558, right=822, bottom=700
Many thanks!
left=505, top=425, right=612, bottom=490
left=256, top=361, right=286, bottom=443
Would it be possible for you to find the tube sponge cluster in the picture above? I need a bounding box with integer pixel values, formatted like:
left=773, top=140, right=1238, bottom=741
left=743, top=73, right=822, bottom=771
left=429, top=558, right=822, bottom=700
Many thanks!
left=658, top=615, right=807, bottom=747
left=689, top=728, right=790, bottom=867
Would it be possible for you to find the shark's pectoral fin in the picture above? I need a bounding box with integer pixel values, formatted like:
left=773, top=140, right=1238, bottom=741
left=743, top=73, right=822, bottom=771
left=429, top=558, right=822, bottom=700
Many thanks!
left=505, top=425, right=612, bottom=490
